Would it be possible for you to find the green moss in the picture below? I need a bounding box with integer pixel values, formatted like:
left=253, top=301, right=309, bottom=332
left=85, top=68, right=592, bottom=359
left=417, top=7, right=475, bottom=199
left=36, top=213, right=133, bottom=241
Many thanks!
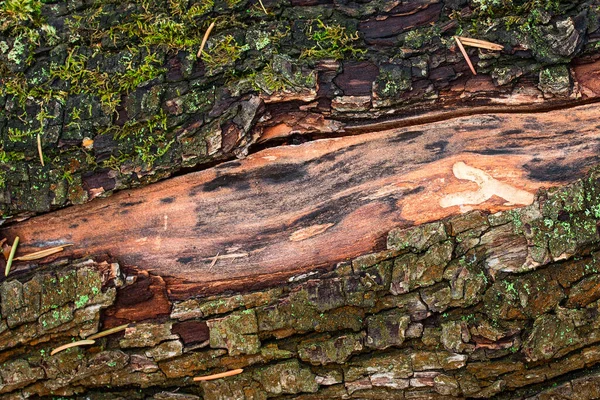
left=0, top=0, right=43, bottom=31
left=300, top=19, right=365, bottom=60
left=75, top=294, right=89, bottom=308
left=202, top=34, right=244, bottom=74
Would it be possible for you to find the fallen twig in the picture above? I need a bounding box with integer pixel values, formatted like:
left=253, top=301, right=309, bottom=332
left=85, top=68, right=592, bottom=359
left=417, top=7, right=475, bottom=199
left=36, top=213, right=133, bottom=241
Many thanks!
left=50, top=339, right=95, bottom=356
left=5, top=236, right=19, bottom=277
left=454, top=36, right=477, bottom=75
left=193, top=368, right=244, bottom=381
left=14, top=244, right=73, bottom=261
left=455, top=36, right=504, bottom=51
left=87, top=324, right=130, bottom=340
left=197, top=21, right=216, bottom=58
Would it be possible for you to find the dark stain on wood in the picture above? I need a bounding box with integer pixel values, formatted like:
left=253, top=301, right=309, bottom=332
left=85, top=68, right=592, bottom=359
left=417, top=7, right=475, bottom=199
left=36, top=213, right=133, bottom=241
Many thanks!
left=160, top=197, right=175, bottom=204
left=461, top=124, right=500, bottom=132
left=215, top=161, right=242, bottom=170
left=471, top=148, right=517, bottom=156
left=197, top=163, right=308, bottom=194
left=425, top=140, right=449, bottom=154
left=524, top=158, right=595, bottom=182
left=388, top=130, right=425, bottom=143
left=120, top=201, right=144, bottom=207
left=333, top=62, right=379, bottom=96
left=359, top=3, right=443, bottom=40
left=172, top=320, right=210, bottom=345
left=501, top=129, right=525, bottom=136
left=177, top=256, right=195, bottom=264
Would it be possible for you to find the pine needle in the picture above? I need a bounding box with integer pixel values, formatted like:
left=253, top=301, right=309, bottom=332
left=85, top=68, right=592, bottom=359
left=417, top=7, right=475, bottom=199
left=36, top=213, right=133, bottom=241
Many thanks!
left=14, top=244, right=73, bottom=261
left=87, top=324, right=130, bottom=340
left=193, top=368, right=244, bottom=381
left=37, top=133, right=44, bottom=167
left=456, top=36, right=504, bottom=51
left=5, top=236, right=19, bottom=277
left=208, top=251, right=220, bottom=270
left=197, top=21, right=216, bottom=59
left=454, top=36, right=477, bottom=75
left=257, top=0, right=268, bottom=14
left=51, top=339, right=95, bottom=356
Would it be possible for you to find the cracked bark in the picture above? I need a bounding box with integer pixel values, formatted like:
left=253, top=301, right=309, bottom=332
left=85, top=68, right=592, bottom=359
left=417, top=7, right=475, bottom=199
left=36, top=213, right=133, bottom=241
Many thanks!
left=2, top=0, right=600, bottom=399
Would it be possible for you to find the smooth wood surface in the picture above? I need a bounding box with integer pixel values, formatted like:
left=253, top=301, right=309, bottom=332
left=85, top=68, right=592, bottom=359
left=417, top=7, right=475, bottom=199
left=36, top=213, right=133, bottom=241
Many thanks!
left=3, top=104, right=600, bottom=299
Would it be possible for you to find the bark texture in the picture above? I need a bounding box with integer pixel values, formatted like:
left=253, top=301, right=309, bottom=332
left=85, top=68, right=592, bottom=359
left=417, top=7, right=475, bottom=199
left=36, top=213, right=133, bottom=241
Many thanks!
left=0, top=167, right=599, bottom=398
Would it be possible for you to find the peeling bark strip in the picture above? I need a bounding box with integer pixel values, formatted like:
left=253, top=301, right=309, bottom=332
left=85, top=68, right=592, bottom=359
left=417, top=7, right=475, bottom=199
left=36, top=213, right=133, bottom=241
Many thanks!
left=3, top=104, right=600, bottom=297
left=1, top=0, right=600, bottom=217
left=0, top=167, right=599, bottom=398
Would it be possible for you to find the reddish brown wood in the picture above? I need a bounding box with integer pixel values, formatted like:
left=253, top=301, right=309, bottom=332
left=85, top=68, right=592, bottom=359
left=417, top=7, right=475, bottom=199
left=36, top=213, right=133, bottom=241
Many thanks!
left=3, top=104, right=600, bottom=299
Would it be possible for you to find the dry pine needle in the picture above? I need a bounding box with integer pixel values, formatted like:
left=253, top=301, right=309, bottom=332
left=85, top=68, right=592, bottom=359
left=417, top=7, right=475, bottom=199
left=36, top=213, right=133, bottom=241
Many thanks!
left=193, top=368, right=244, bottom=381
left=5, top=236, right=19, bottom=277
left=51, top=339, right=95, bottom=356
left=14, top=244, right=73, bottom=261
left=454, top=36, right=477, bottom=75
left=455, top=36, right=504, bottom=51
left=197, top=21, right=216, bottom=58
left=87, top=324, right=130, bottom=340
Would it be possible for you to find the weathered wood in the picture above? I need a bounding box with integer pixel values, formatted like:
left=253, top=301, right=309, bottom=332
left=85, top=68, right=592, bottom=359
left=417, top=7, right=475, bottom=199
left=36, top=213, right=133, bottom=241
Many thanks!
left=3, top=103, right=600, bottom=300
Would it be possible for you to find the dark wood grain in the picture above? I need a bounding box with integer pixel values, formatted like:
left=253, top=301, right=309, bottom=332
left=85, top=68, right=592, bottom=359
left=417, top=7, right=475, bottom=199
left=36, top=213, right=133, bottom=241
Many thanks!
left=3, top=104, right=600, bottom=299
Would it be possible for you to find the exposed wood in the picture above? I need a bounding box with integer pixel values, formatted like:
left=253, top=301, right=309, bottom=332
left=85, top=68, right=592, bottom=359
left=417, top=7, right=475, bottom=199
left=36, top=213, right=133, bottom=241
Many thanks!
left=3, top=103, right=600, bottom=299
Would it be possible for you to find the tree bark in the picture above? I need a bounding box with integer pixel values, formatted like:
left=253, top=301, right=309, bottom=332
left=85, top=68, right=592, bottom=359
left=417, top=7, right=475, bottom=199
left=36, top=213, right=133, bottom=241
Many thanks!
left=2, top=0, right=600, bottom=399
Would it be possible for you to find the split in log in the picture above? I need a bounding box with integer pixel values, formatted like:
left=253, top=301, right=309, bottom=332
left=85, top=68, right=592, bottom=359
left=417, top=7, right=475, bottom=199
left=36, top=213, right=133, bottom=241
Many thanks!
left=3, top=103, right=600, bottom=300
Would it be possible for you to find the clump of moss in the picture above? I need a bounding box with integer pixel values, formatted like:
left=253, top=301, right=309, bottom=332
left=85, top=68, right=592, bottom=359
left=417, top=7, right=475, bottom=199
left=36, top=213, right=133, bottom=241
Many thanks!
left=202, top=34, right=244, bottom=74
left=0, top=0, right=42, bottom=32
left=102, top=110, right=174, bottom=171
left=300, top=19, right=365, bottom=60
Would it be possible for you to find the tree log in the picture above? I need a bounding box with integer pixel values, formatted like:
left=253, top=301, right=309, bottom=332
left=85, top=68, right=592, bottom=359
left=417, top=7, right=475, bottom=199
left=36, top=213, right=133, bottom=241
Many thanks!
left=2, top=0, right=600, bottom=399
